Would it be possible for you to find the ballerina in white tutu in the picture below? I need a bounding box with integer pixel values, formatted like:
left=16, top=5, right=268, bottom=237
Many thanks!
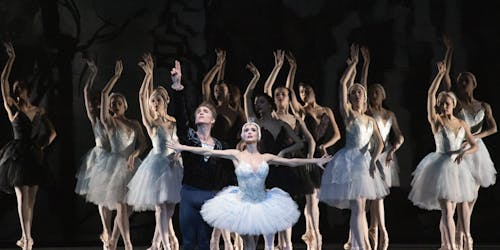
left=439, top=35, right=497, bottom=250
left=86, top=60, right=147, bottom=250
left=167, top=121, right=331, bottom=250
left=319, top=44, right=388, bottom=250
left=408, top=60, right=478, bottom=250
left=125, top=53, right=182, bottom=250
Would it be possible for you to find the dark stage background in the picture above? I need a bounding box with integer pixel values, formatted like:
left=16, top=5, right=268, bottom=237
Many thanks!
left=1, top=0, right=499, bottom=247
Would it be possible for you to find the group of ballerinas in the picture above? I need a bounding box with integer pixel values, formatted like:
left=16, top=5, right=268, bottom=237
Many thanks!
left=0, top=34, right=496, bottom=250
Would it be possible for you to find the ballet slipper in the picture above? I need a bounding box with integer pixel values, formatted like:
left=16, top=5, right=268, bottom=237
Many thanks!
left=106, top=237, right=118, bottom=250
left=368, top=227, right=378, bottom=250
left=125, top=242, right=133, bottom=250
left=379, top=230, right=389, bottom=250
left=22, top=238, right=33, bottom=250
left=16, top=237, right=24, bottom=248
left=169, top=234, right=178, bottom=250
left=100, top=233, right=110, bottom=250
left=343, top=241, right=351, bottom=250
left=456, top=232, right=464, bottom=250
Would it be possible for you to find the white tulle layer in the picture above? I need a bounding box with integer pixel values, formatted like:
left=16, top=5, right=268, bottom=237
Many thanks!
left=464, top=139, right=496, bottom=187
left=319, top=147, right=389, bottom=209
left=409, top=152, right=477, bottom=210
left=200, top=186, right=300, bottom=235
left=85, top=152, right=140, bottom=210
left=126, top=152, right=183, bottom=211
left=74, top=146, right=108, bottom=195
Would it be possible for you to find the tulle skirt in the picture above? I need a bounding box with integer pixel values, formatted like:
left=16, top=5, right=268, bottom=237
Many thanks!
left=379, top=149, right=400, bottom=187
left=319, top=147, right=389, bottom=209
left=200, top=186, right=300, bottom=235
left=86, top=152, right=140, bottom=209
left=0, top=140, right=43, bottom=194
left=74, top=146, right=108, bottom=195
left=408, top=152, right=477, bottom=210
left=126, top=152, right=183, bottom=211
left=463, top=139, right=496, bottom=187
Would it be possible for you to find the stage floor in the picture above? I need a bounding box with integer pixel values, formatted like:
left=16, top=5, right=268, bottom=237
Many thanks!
left=1, top=245, right=500, bottom=250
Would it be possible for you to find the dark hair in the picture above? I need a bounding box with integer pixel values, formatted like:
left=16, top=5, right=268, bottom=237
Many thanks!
left=13, top=80, right=27, bottom=97
left=196, top=101, right=218, bottom=121
left=254, top=92, right=276, bottom=111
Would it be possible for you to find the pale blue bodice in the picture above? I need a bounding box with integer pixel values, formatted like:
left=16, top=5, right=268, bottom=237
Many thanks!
left=151, top=126, right=178, bottom=155
left=434, top=126, right=465, bottom=154
left=457, top=107, right=485, bottom=135
left=93, top=119, right=110, bottom=150
left=235, top=161, right=269, bottom=202
left=109, top=127, right=136, bottom=156
left=345, top=117, right=374, bottom=151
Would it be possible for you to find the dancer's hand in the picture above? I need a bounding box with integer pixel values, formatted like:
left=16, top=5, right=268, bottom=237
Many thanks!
left=454, top=151, right=465, bottom=164
left=246, top=62, right=260, bottom=77
left=170, top=60, right=184, bottom=91
left=437, top=61, right=446, bottom=73
left=360, top=46, right=370, bottom=62
left=86, top=59, right=97, bottom=74
left=318, top=144, right=328, bottom=157
left=273, top=49, right=285, bottom=67
left=386, top=150, right=394, bottom=165
left=215, top=48, right=226, bottom=67
left=315, top=155, right=332, bottom=169
left=127, top=155, right=136, bottom=171
left=369, top=159, right=376, bottom=178
left=443, top=34, right=454, bottom=49
left=285, top=51, right=296, bottom=67
left=3, top=42, right=15, bottom=58
left=114, top=60, right=123, bottom=76
left=166, top=141, right=184, bottom=152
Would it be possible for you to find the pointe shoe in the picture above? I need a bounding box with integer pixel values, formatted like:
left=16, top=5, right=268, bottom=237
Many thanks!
left=124, top=242, right=133, bottom=250
left=100, top=233, right=110, bottom=250
left=368, top=228, right=378, bottom=250
left=343, top=242, right=351, bottom=250
left=456, top=232, right=464, bottom=250
left=146, top=241, right=162, bottom=250
left=22, top=238, right=33, bottom=250
left=379, top=231, right=389, bottom=250
left=301, top=231, right=315, bottom=248
left=16, top=237, right=24, bottom=248
left=106, top=238, right=118, bottom=250
left=169, top=235, right=178, bottom=250
left=316, top=233, right=322, bottom=250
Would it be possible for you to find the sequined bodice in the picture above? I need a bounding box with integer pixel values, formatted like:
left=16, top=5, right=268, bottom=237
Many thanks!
left=93, top=119, right=110, bottom=150
left=235, top=161, right=269, bottom=201
left=109, top=127, right=136, bottom=156
left=457, top=107, right=484, bottom=135
left=345, top=117, right=374, bottom=151
left=434, top=126, right=465, bottom=153
left=151, top=126, right=179, bottom=155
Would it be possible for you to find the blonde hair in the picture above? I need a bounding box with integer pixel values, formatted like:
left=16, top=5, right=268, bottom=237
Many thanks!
left=149, top=86, right=170, bottom=113
left=437, top=91, right=457, bottom=108
left=241, top=122, right=262, bottom=141
left=109, top=92, right=128, bottom=111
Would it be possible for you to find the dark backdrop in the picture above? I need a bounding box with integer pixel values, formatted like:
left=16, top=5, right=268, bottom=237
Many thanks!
left=1, top=0, right=499, bottom=247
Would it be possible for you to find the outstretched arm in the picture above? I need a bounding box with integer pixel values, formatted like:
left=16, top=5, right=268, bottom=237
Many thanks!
left=285, top=52, right=304, bottom=116
left=1, top=42, right=16, bottom=121
left=265, top=153, right=331, bottom=168
left=83, top=59, right=98, bottom=125
left=339, top=44, right=359, bottom=122
left=360, top=46, right=370, bottom=89
left=202, top=49, right=225, bottom=102
left=243, top=62, right=260, bottom=121
left=138, top=53, right=154, bottom=132
left=264, top=50, right=284, bottom=97
left=100, top=60, right=123, bottom=130
left=167, top=140, right=239, bottom=161
left=427, top=61, right=446, bottom=131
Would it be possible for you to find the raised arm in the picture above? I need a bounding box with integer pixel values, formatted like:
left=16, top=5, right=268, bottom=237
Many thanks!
left=474, top=102, right=497, bottom=139
left=167, top=140, right=239, bottom=161
left=83, top=59, right=98, bottom=125
left=217, top=49, right=226, bottom=82
left=202, top=49, right=225, bottom=102
left=442, top=35, right=454, bottom=91
left=285, top=52, right=304, bottom=116
left=339, top=44, right=359, bottom=122
left=263, top=50, right=284, bottom=97
left=427, top=61, right=446, bottom=131
left=243, top=62, right=260, bottom=120
left=169, top=60, right=190, bottom=139
left=360, top=46, right=370, bottom=89
left=1, top=42, right=17, bottom=121
left=318, top=107, right=341, bottom=155
left=138, top=53, right=154, bottom=132
left=265, top=153, right=331, bottom=168
left=100, top=60, right=123, bottom=129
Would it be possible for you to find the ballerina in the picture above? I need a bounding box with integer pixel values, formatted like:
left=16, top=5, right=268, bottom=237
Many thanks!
left=0, top=42, right=57, bottom=250
left=319, top=44, right=388, bottom=250
left=167, top=121, right=331, bottom=250
left=73, top=59, right=114, bottom=250
left=86, top=60, right=147, bottom=250
left=125, top=53, right=183, bottom=250
left=360, top=46, right=405, bottom=250
left=408, top=61, right=478, bottom=250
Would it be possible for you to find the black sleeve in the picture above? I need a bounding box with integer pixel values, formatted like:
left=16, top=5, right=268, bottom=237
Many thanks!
left=170, top=89, right=190, bottom=143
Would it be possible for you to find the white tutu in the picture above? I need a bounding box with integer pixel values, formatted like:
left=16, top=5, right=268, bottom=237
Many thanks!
left=127, top=151, right=183, bottom=211
left=75, top=146, right=108, bottom=195
left=408, top=152, right=477, bottom=210
left=200, top=186, right=300, bottom=235
left=319, top=147, right=389, bottom=209
left=86, top=152, right=140, bottom=209
left=379, top=149, right=400, bottom=187
left=463, top=139, right=496, bottom=187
